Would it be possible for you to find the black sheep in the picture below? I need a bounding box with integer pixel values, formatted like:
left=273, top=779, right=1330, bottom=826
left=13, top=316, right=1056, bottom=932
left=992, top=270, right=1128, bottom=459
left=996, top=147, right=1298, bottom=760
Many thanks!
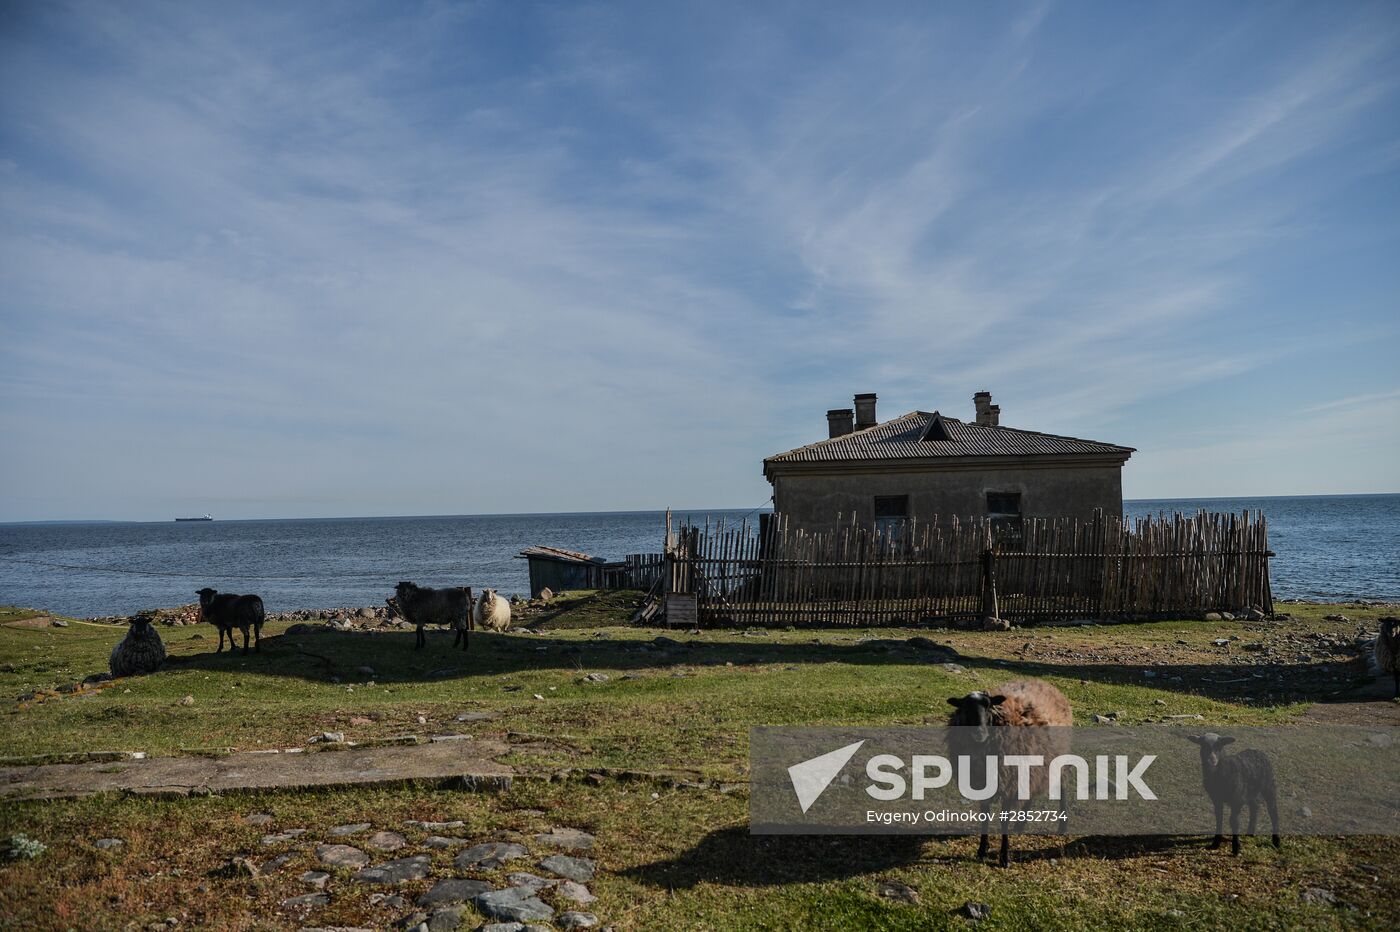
left=195, top=588, right=265, bottom=654
left=1188, top=733, right=1281, bottom=855
left=393, top=581, right=473, bottom=650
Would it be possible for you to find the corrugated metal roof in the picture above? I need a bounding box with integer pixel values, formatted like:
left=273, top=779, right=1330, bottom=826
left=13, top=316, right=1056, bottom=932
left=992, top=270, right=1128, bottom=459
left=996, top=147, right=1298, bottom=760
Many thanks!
left=765, top=411, right=1134, bottom=468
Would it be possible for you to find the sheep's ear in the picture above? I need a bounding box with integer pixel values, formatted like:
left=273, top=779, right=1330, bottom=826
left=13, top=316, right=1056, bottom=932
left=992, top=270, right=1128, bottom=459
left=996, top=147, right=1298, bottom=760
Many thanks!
left=1186, top=734, right=1203, bottom=744
left=947, top=697, right=962, bottom=707
left=1217, top=736, right=1236, bottom=747
left=989, top=695, right=1006, bottom=706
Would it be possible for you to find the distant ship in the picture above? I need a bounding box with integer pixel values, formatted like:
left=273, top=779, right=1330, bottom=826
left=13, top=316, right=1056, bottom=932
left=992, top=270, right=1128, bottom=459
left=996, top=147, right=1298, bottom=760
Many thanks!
left=175, top=514, right=214, bottom=522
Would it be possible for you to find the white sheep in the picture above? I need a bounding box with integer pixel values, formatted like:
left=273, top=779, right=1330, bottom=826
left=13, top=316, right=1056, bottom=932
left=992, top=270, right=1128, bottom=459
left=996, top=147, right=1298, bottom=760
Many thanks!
left=472, top=588, right=511, bottom=632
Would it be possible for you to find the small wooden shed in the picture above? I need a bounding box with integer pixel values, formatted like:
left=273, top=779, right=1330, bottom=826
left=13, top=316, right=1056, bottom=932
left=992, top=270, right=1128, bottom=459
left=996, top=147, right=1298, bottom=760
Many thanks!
left=516, top=545, right=609, bottom=598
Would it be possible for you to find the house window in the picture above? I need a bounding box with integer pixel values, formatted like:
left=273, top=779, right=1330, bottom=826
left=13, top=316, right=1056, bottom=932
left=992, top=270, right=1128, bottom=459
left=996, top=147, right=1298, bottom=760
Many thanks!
left=986, top=492, right=1021, bottom=517
left=986, top=492, right=1023, bottom=548
left=873, top=495, right=908, bottom=537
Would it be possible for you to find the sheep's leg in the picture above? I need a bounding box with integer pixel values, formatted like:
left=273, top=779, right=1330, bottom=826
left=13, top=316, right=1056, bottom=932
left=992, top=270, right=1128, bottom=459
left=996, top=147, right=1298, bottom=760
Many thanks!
left=254, top=624, right=261, bottom=653
left=459, top=625, right=469, bottom=651
left=1228, top=805, right=1242, bottom=856
left=1266, top=788, right=1281, bottom=849
left=415, top=625, right=425, bottom=649
left=1210, top=799, right=1223, bottom=849
left=977, top=801, right=990, bottom=859
left=999, top=831, right=1011, bottom=868
left=241, top=626, right=250, bottom=654
left=1247, top=800, right=1259, bottom=836
left=216, top=627, right=226, bottom=653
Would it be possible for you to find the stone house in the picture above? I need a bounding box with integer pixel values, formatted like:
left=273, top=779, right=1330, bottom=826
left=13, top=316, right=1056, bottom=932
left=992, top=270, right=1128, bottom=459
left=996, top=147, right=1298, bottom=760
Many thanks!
left=763, top=392, right=1133, bottom=534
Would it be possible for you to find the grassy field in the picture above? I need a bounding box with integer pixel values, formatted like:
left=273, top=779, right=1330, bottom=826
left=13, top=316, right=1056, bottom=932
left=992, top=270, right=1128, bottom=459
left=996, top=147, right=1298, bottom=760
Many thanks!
left=1, top=597, right=1396, bottom=930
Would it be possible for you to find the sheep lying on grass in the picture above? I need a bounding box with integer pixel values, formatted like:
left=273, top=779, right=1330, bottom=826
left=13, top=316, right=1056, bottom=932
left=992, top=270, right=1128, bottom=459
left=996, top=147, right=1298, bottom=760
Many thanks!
left=1373, top=616, right=1399, bottom=698
left=946, top=678, right=1073, bottom=866
left=195, top=588, right=265, bottom=654
left=1188, top=733, right=1281, bottom=855
left=393, top=581, right=473, bottom=650
left=109, top=614, right=166, bottom=677
left=473, top=588, right=511, bottom=632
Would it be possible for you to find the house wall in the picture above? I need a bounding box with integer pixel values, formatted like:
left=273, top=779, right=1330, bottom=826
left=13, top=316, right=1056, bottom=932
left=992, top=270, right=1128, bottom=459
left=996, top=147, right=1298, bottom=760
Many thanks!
left=770, top=461, right=1123, bottom=532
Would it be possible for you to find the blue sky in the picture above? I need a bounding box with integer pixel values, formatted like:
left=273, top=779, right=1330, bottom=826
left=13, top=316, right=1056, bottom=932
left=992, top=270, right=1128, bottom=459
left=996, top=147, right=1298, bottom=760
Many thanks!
left=1, top=0, right=1397, bottom=521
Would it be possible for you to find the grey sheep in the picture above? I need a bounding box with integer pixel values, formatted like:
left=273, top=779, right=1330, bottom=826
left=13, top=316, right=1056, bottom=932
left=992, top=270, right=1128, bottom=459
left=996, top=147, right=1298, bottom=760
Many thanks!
left=196, top=588, right=265, bottom=654
left=109, top=614, right=167, bottom=677
left=393, top=581, right=473, bottom=650
left=947, top=678, right=1073, bottom=866
left=1187, top=733, right=1281, bottom=855
left=1373, top=616, right=1398, bottom=699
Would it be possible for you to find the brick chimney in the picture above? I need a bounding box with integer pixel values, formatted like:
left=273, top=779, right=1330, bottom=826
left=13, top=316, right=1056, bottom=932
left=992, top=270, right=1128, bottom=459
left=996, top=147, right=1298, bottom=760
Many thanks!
left=827, top=408, right=854, bottom=438
left=974, top=391, right=1000, bottom=427
left=854, top=393, right=878, bottom=430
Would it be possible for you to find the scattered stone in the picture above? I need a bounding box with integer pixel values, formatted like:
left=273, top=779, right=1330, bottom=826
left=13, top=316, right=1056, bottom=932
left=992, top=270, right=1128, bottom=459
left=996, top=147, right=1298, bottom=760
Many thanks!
left=367, top=830, right=407, bottom=851
left=353, top=854, right=431, bottom=884
left=1212, top=639, right=1230, bottom=647
left=262, top=829, right=308, bottom=846
left=1204, top=612, right=1223, bottom=621
left=316, top=844, right=370, bottom=869
left=242, top=812, right=274, bottom=826
left=454, top=711, right=497, bottom=723
left=557, top=912, right=598, bottom=930
left=454, top=841, right=529, bottom=869
left=178, top=695, right=195, bottom=706
left=94, top=838, right=124, bottom=850
left=314, top=732, right=347, bottom=744
left=1091, top=714, right=1115, bottom=725
left=1301, top=887, right=1338, bottom=907
left=406, top=820, right=467, bottom=831
left=480, top=924, right=525, bottom=932
left=961, top=901, right=992, bottom=921
left=534, top=828, right=595, bottom=851
left=538, top=854, right=596, bottom=883
left=426, top=905, right=469, bottom=931
left=370, top=893, right=409, bottom=909
left=329, top=823, right=371, bottom=837
left=300, top=870, right=331, bottom=890
left=472, top=887, right=555, bottom=923
left=417, top=878, right=493, bottom=907
left=282, top=893, right=329, bottom=909
left=505, top=872, right=556, bottom=891
left=581, top=673, right=610, bottom=683
left=422, top=835, right=470, bottom=849
left=556, top=880, right=596, bottom=905
left=876, top=880, right=919, bottom=904
left=262, top=853, right=294, bottom=872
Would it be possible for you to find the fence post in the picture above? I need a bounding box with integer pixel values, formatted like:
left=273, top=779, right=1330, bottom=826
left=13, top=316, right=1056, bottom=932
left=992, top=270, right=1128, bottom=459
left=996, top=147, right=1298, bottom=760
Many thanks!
left=981, top=547, right=999, bottom=627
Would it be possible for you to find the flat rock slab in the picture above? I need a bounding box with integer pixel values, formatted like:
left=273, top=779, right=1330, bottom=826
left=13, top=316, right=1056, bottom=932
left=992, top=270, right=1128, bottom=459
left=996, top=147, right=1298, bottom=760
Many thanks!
left=282, top=893, right=329, bottom=909
left=473, top=887, right=555, bottom=923
left=534, top=828, right=595, bottom=850
left=367, top=830, right=407, bottom=850
left=557, top=880, right=596, bottom=904
left=317, top=844, right=370, bottom=869
left=418, top=878, right=494, bottom=907
left=329, top=822, right=371, bottom=836
left=0, top=738, right=512, bottom=801
left=423, top=836, right=470, bottom=849
left=454, top=841, right=529, bottom=869
left=504, top=872, right=556, bottom=892
left=538, top=855, right=596, bottom=883
left=559, top=913, right=599, bottom=930
left=354, top=854, right=431, bottom=884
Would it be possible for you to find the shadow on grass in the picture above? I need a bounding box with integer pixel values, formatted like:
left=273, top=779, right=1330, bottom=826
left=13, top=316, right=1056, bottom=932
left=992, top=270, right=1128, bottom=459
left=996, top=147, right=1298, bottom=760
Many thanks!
left=155, top=627, right=1372, bottom=708
left=621, top=827, right=1209, bottom=888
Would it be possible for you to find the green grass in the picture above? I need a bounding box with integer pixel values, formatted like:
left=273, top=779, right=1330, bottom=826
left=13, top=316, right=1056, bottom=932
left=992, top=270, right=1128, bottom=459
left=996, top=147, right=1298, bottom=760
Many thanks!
left=0, top=597, right=1396, bottom=929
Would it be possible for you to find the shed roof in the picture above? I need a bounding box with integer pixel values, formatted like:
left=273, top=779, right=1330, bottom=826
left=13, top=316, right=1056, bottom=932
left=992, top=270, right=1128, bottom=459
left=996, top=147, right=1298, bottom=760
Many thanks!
left=515, top=545, right=606, bottom=565
left=764, top=411, right=1133, bottom=476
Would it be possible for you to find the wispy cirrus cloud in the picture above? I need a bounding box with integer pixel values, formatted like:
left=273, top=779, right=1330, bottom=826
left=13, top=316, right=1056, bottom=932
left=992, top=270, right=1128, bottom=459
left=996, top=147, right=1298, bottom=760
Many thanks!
left=1, top=1, right=1397, bottom=519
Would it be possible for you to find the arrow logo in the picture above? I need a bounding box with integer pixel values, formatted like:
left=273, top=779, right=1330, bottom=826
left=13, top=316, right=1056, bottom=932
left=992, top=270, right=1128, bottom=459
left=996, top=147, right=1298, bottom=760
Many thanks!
left=788, top=740, right=865, bottom=813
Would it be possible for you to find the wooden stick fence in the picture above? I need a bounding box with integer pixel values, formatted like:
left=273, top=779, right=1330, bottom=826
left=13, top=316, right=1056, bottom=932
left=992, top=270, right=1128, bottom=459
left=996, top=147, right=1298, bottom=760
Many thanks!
left=664, top=511, right=1272, bottom=627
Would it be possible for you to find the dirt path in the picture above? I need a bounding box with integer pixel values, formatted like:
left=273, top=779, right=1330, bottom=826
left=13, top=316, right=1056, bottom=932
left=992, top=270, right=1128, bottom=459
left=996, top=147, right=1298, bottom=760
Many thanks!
left=0, top=737, right=513, bottom=801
